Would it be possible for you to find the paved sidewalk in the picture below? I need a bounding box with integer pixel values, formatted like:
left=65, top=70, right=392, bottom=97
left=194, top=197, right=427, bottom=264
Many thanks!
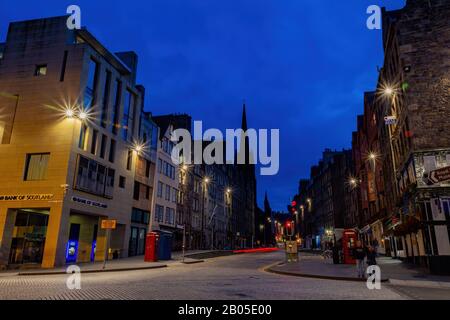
left=2, top=250, right=213, bottom=276
left=267, top=253, right=450, bottom=288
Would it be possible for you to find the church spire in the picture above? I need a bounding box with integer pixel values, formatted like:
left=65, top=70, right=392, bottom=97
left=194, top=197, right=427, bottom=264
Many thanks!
left=241, top=101, right=248, bottom=132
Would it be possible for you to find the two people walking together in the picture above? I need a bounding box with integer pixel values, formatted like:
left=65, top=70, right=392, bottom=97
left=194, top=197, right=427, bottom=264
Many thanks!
left=352, top=240, right=377, bottom=278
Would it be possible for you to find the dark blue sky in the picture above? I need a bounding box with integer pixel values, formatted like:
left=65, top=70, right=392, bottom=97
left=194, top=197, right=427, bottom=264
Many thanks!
left=1, top=0, right=406, bottom=210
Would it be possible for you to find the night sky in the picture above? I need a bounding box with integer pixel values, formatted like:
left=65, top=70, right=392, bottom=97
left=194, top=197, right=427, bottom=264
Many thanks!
left=1, top=0, right=406, bottom=210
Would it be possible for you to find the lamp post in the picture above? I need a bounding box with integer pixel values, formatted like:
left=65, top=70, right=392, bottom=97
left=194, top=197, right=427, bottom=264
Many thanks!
left=201, top=177, right=209, bottom=249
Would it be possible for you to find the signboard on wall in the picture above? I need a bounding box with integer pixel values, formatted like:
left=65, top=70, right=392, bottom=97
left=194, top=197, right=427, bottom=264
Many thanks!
left=0, top=194, right=54, bottom=201
left=384, top=115, right=397, bottom=125
left=428, top=166, right=450, bottom=185
left=71, top=196, right=107, bottom=209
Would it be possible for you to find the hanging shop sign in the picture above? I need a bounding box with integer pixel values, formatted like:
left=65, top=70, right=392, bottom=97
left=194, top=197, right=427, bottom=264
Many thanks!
left=384, top=115, right=397, bottom=125
left=428, top=166, right=450, bottom=185
left=0, top=194, right=54, bottom=201
left=71, top=196, right=107, bottom=209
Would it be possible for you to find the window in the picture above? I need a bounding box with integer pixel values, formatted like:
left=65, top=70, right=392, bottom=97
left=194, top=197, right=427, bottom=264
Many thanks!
left=165, top=207, right=175, bottom=224
left=172, top=188, right=177, bottom=203
left=119, top=176, right=126, bottom=188
left=60, top=51, right=68, bottom=82
left=145, top=159, right=151, bottom=178
left=145, top=185, right=151, bottom=200
left=105, top=168, right=115, bottom=198
left=24, top=153, right=50, bottom=181
left=193, top=199, right=199, bottom=212
left=74, top=155, right=113, bottom=197
left=91, top=129, right=98, bottom=155
left=165, top=185, right=171, bottom=201
left=111, top=79, right=122, bottom=134
left=100, top=134, right=107, bottom=159
left=127, top=149, right=133, bottom=170
left=34, top=64, right=47, bottom=76
left=157, top=158, right=163, bottom=174
left=133, top=181, right=140, bottom=200
left=109, top=139, right=116, bottom=163
left=101, top=71, right=111, bottom=128
left=122, top=90, right=135, bottom=140
left=79, top=124, right=88, bottom=150
left=84, top=58, right=99, bottom=110
left=157, top=181, right=163, bottom=198
left=131, top=208, right=150, bottom=224
left=155, top=205, right=164, bottom=222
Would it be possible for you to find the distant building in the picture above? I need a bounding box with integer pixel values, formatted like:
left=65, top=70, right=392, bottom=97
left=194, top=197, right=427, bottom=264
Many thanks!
left=299, top=149, right=353, bottom=249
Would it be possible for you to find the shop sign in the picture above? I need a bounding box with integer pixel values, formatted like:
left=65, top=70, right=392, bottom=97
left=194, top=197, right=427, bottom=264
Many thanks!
left=101, top=219, right=117, bottom=229
left=428, top=166, right=450, bottom=185
left=0, top=194, right=54, bottom=201
left=384, top=115, right=397, bottom=125
left=71, top=196, right=107, bottom=209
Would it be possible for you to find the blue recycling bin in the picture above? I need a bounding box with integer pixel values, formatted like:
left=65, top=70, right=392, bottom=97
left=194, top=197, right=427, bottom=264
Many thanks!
left=157, top=231, right=173, bottom=260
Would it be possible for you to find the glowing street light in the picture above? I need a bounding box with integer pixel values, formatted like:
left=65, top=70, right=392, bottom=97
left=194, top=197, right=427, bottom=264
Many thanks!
left=226, top=188, right=232, bottom=193
left=204, top=178, right=210, bottom=184
left=78, top=110, right=89, bottom=120
left=64, top=108, right=75, bottom=118
left=384, top=87, right=394, bottom=96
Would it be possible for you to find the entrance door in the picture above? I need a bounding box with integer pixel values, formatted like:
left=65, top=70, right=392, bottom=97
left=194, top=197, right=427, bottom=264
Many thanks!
left=129, top=226, right=147, bottom=256
left=129, top=227, right=138, bottom=256
left=9, top=209, right=49, bottom=265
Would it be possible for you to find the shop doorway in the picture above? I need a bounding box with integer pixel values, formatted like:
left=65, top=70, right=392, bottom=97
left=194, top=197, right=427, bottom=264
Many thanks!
left=8, top=209, right=49, bottom=265
left=128, top=226, right=146, bottom=256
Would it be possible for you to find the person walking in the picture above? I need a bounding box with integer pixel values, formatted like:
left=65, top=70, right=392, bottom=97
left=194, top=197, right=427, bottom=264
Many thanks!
left=366, top=245, right=377, bottom=266
left=352, top=240, right=367, bottom=278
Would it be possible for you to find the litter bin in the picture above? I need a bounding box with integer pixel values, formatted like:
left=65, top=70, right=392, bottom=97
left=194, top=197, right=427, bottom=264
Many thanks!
left=144, top=232, right=159, bottom=262
left=157, top=231, right=173, bottom=260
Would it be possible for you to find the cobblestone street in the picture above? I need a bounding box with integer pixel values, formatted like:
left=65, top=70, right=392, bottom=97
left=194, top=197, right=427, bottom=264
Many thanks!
left=0, top=252, right=417, bottom=300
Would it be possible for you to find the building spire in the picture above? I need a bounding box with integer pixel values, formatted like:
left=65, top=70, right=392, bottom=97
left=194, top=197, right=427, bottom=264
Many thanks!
left=241, top=101, right=248, bottom=132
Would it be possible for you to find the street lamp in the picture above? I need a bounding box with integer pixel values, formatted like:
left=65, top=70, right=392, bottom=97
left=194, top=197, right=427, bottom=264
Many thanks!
left=64, top=108, right=75, bottom=118
left=78, top=110, right=89, bottom=121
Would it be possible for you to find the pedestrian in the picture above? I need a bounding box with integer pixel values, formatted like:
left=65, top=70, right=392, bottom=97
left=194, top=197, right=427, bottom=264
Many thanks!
left=372, top=239, right=379, bottom=256
left=352, top=240, right=367, bottom=278
left=366, top=246, right=377, bottom=266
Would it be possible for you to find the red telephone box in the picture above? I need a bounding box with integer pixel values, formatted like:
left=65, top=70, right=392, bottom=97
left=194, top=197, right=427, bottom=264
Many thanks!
left=144, top=232, right=159, bottom=262
left=342, top=229, right=357, bottom=265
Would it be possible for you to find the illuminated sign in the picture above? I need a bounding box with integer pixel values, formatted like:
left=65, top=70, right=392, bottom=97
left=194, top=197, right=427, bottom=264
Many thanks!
left=0, top=194, right=54, bottom=201
left=384, top=116, right=397, bottom=125
left=101, top=219, right=117, bottom=229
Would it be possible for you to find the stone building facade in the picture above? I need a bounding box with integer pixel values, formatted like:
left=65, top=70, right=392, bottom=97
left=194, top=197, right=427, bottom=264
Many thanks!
left=374, top=0, right=450, bottom=273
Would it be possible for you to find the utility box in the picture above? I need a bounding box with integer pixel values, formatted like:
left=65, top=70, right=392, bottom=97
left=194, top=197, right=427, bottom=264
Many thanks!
left=157, top=231, right=173, bottom=260
left=144, top=232, right=159, bottom=262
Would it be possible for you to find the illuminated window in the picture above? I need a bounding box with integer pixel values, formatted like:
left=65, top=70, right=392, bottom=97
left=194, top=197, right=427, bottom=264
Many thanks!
left=24, top=153, right=50, bottom=181
left=34, top=64, right=47, bottom=76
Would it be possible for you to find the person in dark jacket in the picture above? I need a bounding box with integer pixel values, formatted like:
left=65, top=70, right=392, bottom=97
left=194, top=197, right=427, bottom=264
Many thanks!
left=366, top=246, right=377, bottom=266
left=352, top=241, right=367, bottom=278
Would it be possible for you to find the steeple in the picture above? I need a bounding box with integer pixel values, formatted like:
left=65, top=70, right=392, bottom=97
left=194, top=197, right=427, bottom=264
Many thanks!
left=241, top=101, right=248, bottom=132
left=264, top=192, right=271, bottom=213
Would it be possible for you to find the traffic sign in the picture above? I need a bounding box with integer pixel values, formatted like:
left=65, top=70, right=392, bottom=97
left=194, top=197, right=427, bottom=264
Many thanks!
left=101, top=219, right=117, bottom=229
